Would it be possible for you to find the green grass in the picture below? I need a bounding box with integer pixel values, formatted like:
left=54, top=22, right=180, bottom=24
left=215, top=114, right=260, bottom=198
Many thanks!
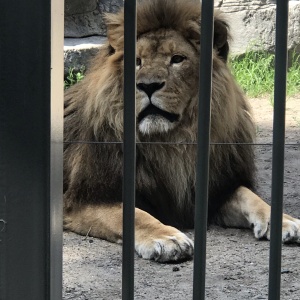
left=230, top=51, right=300, bottom=97
left=64, top=52, right=300, bottom=97
left=64, top=67, right=85, bottom=89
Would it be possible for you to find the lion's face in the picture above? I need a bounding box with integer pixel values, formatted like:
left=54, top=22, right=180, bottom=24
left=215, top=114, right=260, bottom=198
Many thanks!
left=136, top=29, right=199, bottom=135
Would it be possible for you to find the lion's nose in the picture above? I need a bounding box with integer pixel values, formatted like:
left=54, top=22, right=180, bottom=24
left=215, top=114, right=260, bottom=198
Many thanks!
left=136, top=82, right=165, bottom=99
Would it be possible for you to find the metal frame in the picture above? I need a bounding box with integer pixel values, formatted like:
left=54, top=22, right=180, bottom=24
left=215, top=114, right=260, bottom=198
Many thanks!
left=50, top=1, right=64, bottom=298
left=0, top=0, right=64, bottom=299
left=121, top=0, right=290, bottom=299
left=122, top=1, right=137, bottom=299
left=193, top=1, right=214, bottom=299
left=0, top=0, right=290, bottom=299
left=268, top=1, right=289, bottom=299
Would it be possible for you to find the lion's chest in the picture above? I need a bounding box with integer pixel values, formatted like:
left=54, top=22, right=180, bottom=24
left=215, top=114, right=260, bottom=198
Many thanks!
left=137, top=144, right=195, bottom=186
left=135, top=145, right=196, bottom=226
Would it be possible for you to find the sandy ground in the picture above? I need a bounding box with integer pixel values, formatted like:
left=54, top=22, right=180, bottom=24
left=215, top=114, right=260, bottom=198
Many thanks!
left=63, top=94, right=300, bottom=300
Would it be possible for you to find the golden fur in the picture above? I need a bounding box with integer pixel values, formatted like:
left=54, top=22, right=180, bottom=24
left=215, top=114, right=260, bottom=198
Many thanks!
left=64, top=0, right=300, bottom=262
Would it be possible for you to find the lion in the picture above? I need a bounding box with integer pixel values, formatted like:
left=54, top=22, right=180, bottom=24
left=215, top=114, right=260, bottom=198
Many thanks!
left=64, top=0, right=300, bottom=262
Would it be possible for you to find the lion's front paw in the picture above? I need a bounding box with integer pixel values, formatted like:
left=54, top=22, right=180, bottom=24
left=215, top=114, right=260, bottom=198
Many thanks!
left=252, top=214, right=300, bottom=243
left=280, top=215, right=300, bottom=243
left=135, top=229, right=194, bottom=262
left=252, top=219, right=270, bottom=239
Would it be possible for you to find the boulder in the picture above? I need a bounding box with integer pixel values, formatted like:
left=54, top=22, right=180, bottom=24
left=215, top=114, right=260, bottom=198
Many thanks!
left=64, top=0, right=123, bottom=37
left=218, top=1, right=300, bottom=56
left=64, top=36, right=106, bottom=76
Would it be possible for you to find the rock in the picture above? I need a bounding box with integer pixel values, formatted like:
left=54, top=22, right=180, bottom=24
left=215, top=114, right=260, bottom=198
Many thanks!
left=64, top=0, right=123, bottom=37
left=63, top=0, right=300, bottom=72
left=65, top=0, right=98, bottom=15
left=64, top=36, right=106, bottom=77
left=217, top=1, right=300, bottom=56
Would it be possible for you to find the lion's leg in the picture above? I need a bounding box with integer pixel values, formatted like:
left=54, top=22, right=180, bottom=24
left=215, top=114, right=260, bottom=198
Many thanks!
left=64, top=203, right=193, bottom=262
left=219, top=186, right=300, bottom=243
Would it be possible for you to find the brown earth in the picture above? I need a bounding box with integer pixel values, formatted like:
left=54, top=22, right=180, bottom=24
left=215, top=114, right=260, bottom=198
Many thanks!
left=63, top=94, right=300, bottom=300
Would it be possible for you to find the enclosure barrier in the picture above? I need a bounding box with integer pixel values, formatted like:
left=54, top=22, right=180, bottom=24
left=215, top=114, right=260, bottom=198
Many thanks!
left=0, top=0, right=291, bottom=299
left=122, top=0, right=290, bottom=299
left=192, top=1, right=214, bottom=299
left=268, top=0, right=289, bottom=299
left=0, top=0, right=64, bottom=299
left=122, top=1, right=137, bottom=299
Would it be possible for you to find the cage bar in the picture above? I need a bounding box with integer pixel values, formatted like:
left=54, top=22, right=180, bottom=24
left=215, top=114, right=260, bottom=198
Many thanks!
left=192, top=1, right=215, bottom=299
left=50, top=0, right=64, bottom=298
left=0, top=0, right=64, bottom=299
left=122, top=1, right=137, bottom=299
left=268, top=1, right=289, bottom=299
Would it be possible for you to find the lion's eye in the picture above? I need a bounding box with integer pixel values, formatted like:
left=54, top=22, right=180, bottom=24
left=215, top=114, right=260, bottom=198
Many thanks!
left=136, top=57, right=142, bottom=67
left=170, top=55, right=186, bottom=64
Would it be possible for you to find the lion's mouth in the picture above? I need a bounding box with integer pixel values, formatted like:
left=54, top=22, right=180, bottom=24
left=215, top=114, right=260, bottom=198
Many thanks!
left=138, top=104, right=179, bottom=123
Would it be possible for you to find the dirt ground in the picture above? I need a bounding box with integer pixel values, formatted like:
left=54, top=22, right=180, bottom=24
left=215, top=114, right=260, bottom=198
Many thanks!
left=63, top=94, right=300, bottom=300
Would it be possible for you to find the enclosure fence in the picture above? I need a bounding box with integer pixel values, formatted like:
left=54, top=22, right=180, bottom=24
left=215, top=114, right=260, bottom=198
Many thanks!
left=0, top=0, right=292, bottom=299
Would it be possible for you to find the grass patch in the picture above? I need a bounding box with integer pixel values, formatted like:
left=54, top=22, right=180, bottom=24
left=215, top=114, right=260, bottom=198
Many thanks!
left=64, top=67, right=85, bottom=89
left=230, top=51, right=300, bottom=97
left=64, top=52, right=300, bottom=97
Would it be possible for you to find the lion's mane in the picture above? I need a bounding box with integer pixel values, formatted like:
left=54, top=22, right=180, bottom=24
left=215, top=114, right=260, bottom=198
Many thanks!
left=64, top=0, right=256, bottom=228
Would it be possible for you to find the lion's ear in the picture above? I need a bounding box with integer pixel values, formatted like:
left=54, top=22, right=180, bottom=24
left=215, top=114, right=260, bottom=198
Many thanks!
left=214, top=15, right=230, bottom=62
left=105, top=12, right=124, bottom=51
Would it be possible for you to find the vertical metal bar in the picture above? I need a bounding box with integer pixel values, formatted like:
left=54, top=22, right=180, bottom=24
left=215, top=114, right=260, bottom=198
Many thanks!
left=50, top=0, right=64, bottom=299
left=0, top=0, right=63, bottom=299
left=122, top=0, right=137, bottom=299
left=268, top=1, right=289, bottom=299
left=193, top=1, right=214, bottom=299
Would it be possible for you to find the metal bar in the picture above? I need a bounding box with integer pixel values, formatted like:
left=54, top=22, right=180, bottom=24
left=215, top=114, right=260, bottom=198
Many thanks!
left=192, top=0, right=214, bottom=299
left=0, top=0, right=63, bottom=299
left=268, top=1, right=289, bottom=299
left=122, top=0, right=137, bottom=299
left=50, top=0, right=64, bottom=299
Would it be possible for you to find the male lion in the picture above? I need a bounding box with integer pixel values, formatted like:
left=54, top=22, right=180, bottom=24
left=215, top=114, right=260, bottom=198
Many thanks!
left=64, top=0, right=300, bottom=262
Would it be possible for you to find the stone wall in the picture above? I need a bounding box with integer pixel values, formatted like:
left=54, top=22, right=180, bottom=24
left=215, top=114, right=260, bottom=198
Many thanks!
left=218, top=0, right=300, bottom=55
left=65, top=0, right=123, bottom=37
left=64, top=0, right=300, bottom=74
